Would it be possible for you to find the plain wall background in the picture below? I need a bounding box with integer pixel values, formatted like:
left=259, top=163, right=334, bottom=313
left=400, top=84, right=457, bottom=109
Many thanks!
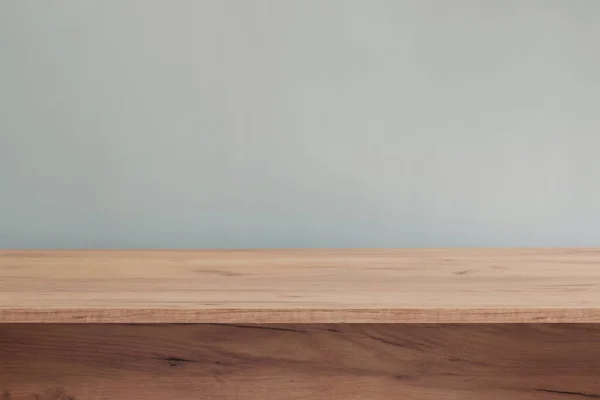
left=1, top=0, right=600, bottom=249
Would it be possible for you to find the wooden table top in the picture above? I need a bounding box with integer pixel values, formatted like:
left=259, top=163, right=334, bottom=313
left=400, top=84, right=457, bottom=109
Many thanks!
left=1, top=249, right=599, bottom=323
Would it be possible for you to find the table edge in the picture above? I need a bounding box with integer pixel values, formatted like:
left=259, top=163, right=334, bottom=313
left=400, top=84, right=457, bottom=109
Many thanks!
left=1, top=307, right=599, bottom=323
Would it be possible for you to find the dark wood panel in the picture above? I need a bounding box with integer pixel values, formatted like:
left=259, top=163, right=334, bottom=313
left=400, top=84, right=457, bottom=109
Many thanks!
left=1, top=324, right=599, bottom=399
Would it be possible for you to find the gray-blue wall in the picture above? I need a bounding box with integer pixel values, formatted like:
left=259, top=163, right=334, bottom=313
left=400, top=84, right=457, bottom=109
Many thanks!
left=2, top=0, right=599, bottom=248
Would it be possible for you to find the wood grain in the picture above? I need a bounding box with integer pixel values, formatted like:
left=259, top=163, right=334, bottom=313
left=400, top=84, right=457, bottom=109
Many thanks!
left=2, top=249, right=600, bottom=323
left=1, top=323, right=599, bottom=399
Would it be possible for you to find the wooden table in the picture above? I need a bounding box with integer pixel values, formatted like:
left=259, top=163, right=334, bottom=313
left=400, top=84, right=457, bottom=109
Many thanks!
left=1, top=249, right=600, bottom=399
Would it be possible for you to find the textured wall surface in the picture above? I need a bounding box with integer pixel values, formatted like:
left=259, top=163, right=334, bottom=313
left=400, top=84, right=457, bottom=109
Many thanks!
left=1, top=1, right=599, bottom=248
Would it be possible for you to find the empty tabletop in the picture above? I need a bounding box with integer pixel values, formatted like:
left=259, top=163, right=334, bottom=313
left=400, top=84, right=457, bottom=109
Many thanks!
left=1, top=249, right=600, bottom=323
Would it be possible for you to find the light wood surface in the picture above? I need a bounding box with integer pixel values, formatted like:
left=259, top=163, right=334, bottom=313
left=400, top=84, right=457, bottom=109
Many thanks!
left=1, top=323, right=599, bottom=399
left=1, top=249, right=600, bottom=323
